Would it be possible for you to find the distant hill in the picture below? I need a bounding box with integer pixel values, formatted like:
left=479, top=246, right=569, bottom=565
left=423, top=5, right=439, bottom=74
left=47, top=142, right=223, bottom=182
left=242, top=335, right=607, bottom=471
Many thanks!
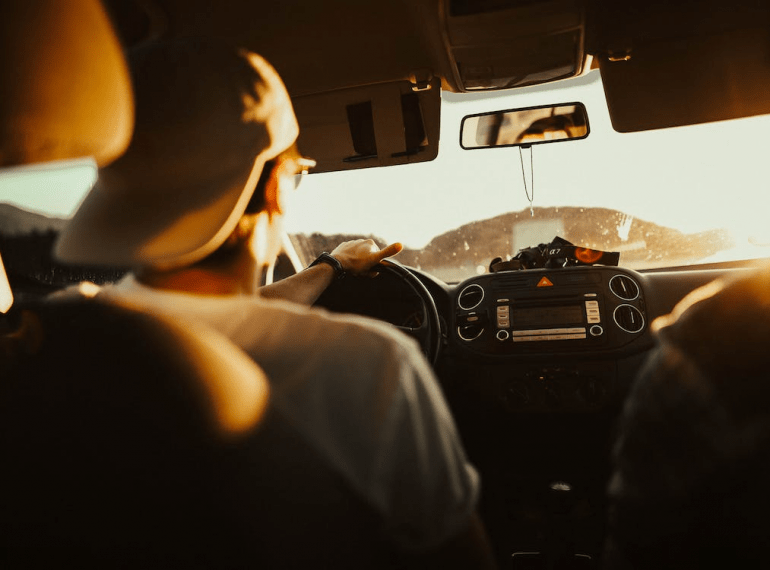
left=397, top=206, right=733, bottom=271
left=291, top=206, right=733, bottom=277
left=0, top=203, right=67, bottom=235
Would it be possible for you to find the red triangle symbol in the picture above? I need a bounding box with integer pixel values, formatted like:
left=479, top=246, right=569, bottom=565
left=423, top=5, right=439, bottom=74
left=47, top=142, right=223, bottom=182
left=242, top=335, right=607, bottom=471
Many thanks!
left=537, top=276, right=554, bottom=287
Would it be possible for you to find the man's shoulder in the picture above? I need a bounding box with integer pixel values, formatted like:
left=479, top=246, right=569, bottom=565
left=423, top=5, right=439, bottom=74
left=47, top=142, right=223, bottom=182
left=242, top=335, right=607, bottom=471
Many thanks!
left=100, top=276, right=425, bottom=369
left=258, top=296, right=418, bottom=354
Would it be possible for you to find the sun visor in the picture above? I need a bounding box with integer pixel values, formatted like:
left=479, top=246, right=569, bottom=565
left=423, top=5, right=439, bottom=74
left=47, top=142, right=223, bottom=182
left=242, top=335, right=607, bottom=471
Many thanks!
left=598, top=26, right=770, bottom=132
left=292, top=78, right=440, bottom=173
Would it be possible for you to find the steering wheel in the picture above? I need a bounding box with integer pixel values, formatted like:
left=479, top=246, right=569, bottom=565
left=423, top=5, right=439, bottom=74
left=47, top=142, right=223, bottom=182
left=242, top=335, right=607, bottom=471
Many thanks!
left=314, top=259, right=442, bottom=365
left=377, top=259, right=442, bottom=365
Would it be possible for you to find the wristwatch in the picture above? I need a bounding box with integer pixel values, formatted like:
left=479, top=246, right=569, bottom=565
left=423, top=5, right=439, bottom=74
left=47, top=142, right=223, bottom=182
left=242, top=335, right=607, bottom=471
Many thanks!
left=308, top=252, right=346, bottom=281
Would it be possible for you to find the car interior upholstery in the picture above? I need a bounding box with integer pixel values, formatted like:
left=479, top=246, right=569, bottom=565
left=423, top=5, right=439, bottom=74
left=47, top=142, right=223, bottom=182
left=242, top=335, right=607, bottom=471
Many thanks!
left=2, top=0, right=770, bottom=568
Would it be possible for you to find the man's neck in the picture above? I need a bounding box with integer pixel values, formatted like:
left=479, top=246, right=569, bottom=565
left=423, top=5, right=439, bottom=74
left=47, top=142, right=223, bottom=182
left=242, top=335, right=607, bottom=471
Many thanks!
left=136, top=264, right=261, bottom=296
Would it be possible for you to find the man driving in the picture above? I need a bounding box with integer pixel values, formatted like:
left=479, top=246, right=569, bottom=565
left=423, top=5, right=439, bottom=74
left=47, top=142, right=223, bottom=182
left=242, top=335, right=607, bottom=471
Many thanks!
left=54, top=38, right=496, bottom=568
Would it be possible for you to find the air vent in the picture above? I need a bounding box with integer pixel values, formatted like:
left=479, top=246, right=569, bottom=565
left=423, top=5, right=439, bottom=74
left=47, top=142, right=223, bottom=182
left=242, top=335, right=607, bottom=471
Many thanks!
left=458, top=283, right=485, bottom=310
left=457, top=324, right=484, bottom=342
left=613, top=304, right=645, bottom=334
left=610, top=275, right=640, bottom=301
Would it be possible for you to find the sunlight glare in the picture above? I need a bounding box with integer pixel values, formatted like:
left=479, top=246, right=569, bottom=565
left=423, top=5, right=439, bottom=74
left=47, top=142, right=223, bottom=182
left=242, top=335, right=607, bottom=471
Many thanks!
left=0, top=158, right=97, bottom=218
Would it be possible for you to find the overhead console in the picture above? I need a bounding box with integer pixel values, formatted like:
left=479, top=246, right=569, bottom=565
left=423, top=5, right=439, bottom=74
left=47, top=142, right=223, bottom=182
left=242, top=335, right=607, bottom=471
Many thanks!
left=440, top=0, right=586, bottom=91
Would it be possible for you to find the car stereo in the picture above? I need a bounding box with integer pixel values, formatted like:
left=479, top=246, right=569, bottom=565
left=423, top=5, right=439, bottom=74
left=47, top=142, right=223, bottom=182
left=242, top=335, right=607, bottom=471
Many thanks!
left=453, top=267, right=647, bottom=356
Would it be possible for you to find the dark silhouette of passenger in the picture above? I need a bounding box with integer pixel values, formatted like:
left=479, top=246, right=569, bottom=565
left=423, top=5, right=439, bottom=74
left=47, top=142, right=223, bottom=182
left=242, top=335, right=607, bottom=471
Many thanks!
left=604, top=262, right=770, bottom=568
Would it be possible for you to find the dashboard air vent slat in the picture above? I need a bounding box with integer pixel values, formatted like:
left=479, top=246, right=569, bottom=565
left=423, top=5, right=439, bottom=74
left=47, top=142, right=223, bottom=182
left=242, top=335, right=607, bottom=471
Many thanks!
left=458, top=283, right=485, bottom=310
left=613, top=304, right=645, bottom=334
left=610, top=275, right=640, bottom=301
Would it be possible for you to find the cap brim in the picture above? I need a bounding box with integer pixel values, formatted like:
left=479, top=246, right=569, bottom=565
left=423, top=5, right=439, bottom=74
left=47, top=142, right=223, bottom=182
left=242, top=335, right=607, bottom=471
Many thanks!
left=55, top=156, right=262, bottom=269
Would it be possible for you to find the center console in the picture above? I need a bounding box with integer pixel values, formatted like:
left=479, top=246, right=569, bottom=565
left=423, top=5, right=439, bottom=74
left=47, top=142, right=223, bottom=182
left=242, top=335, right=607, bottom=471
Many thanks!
left=449, top=266, right=652, bottom=412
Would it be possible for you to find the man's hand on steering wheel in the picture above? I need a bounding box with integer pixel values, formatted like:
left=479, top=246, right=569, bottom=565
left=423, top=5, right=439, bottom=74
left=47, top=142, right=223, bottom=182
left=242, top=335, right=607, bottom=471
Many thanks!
left=331, top=239, right=403, bottom=277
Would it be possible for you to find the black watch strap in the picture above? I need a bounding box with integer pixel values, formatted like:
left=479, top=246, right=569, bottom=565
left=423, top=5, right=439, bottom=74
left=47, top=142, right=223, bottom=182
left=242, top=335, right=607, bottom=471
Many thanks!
left=308, top=252, right=346, bottom=281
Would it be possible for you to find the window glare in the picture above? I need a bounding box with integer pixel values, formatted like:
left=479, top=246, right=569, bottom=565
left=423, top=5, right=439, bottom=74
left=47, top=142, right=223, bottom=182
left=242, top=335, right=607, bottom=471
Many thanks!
left=0, top=158, right=97, bottom=218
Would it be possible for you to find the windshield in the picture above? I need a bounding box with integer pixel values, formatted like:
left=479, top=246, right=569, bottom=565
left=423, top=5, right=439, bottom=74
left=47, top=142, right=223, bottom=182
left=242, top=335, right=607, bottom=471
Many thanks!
left=285, top=70, right=770, bottom=282
left=2, top=70, right=769, bottom=285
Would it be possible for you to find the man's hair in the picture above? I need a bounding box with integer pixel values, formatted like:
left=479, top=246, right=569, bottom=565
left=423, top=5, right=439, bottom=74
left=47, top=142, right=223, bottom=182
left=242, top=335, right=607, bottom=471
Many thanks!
left=605, top=265, right=770, bottom=569
left=194, top=163, right=274, bottom=268
left=242, top=159, right=277, bottom=215
left=195, top=142, right=302, bottom=268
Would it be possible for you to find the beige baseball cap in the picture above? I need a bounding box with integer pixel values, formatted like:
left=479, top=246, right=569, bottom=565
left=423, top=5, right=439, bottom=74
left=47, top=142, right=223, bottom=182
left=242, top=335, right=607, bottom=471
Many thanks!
left=55, top=39, right=299, bottom=269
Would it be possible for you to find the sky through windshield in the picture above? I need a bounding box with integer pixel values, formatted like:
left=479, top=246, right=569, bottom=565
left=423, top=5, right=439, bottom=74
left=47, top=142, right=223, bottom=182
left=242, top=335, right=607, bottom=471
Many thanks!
left=285, top=70, right=770, bottom=251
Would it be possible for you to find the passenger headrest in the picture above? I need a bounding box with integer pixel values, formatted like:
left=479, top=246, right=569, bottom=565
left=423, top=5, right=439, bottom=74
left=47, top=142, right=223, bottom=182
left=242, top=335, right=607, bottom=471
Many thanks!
left=0, top=0, right=133, bottom=167
left=0, top=0, right=134, bottom=312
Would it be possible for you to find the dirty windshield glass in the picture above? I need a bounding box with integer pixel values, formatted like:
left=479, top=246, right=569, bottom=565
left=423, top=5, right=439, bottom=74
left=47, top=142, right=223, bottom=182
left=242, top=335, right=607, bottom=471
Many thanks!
left=285, top=70, right=770, bottom=282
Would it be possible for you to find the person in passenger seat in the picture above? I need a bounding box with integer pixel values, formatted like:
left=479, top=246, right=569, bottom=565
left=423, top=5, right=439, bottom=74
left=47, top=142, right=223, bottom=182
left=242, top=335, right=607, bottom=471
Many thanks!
left=54, top=38, right=497, bottom=568
left=603, top=262, right=770, bottom=569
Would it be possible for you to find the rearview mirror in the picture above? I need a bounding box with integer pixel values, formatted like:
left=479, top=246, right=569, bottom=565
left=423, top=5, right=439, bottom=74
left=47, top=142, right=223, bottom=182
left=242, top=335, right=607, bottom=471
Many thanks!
left=461, top=102, right=589, bottom=149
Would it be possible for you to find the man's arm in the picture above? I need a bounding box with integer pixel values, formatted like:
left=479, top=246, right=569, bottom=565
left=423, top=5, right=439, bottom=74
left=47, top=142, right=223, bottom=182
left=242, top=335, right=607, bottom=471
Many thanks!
left=259, top=239, right=402, bottom=305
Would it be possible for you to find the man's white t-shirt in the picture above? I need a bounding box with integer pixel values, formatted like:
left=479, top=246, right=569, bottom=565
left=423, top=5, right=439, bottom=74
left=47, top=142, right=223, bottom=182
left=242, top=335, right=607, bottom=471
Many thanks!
left=93, top=275, right=479, bottom=550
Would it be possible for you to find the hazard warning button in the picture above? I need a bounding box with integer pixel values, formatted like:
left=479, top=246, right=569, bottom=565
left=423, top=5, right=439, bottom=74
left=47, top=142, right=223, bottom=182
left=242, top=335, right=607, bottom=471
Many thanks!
left=536, top=276, right=554, bottom=288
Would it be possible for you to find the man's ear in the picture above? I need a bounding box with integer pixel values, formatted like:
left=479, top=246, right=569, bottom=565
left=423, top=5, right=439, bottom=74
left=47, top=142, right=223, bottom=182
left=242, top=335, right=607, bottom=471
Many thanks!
left=249, top=210, right=283, bottom=269
left=262, top=165, right=282, bottom=219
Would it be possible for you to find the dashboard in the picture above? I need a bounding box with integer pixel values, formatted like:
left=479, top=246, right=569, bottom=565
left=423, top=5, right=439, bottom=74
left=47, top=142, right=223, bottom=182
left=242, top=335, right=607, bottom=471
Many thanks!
left=315, top=260, right=760, bottom=417
left=447, top=266, right=653, bottom=413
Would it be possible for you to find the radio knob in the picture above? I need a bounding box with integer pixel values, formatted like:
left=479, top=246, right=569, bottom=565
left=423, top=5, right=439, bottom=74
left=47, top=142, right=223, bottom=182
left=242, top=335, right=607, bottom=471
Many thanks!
left=589, top=324, right=604, bottom=337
